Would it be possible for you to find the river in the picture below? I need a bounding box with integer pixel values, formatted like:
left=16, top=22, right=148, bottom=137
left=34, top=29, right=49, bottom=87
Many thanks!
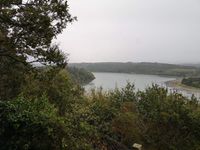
left=85, top=72, right=200, bottom=99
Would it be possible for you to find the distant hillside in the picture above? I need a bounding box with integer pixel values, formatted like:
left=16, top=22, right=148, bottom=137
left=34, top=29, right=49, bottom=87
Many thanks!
left=181, top=63, right=200, bottom=68
left=182, top=77, right=200, bottom=88
left=67, top=67, right=95, bottom=85
left=69, top=62, right=200, bottom=77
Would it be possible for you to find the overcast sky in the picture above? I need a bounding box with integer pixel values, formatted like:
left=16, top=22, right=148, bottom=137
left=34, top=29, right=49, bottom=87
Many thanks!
left=57, top=0, right=200, bottom=63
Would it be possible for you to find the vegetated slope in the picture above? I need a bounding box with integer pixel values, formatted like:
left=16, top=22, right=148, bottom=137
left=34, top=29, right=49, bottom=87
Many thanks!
left=69, top=62, right=200, bottom=77
left=181, top=63, right=200, bottom=68
left=67, top=67, right=95, bottom=85
left=36, top=66, right=95, bottom=85
left=182, top=77, right=200, bottom=88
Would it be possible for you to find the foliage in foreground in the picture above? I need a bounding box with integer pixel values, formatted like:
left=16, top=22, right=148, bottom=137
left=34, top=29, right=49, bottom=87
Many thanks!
left=1, top=69, right=200, bottom=150
left=0, top=96, right=66, bottom=150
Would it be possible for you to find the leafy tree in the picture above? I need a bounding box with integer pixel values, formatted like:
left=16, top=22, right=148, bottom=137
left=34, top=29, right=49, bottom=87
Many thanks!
left=0, top=0, right=75, bottom=66
left=0, top=56, right=30, bottom=100
left=0, top=0, right=75, bottom=100
left=0, top=95, right=67, bottom=150
left=71, top=85, right=139, bottom=150
left=21, top=68, right=84, bottom=116
left=136, top=85, right=200, bottom=150
left=112, top=107, right=141, bottom=148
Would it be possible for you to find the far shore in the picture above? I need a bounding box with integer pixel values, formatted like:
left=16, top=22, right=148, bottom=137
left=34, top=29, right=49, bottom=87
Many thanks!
left=165, top=79, right=200, bottom=93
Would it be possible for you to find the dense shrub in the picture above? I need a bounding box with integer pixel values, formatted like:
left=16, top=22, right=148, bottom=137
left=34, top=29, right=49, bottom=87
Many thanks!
left=0, top=96, right=66, bottom=150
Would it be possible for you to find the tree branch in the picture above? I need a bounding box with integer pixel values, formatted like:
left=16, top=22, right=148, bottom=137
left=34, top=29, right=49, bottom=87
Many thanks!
left=0, top=54, right=28, bottom=66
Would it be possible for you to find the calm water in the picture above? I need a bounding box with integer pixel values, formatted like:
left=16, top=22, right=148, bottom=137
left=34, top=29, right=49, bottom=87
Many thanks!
left=85, top=72, right=200, bottom=99
left=85, top=72, right=175, bottom=91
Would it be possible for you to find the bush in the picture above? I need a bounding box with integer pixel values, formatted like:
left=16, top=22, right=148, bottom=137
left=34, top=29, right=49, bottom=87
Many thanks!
left=0, top=96, right=67, bottom=150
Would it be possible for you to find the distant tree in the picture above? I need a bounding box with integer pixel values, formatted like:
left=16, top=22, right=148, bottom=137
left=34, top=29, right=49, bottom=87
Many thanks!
left=67, top=67, right=95, bottom=85
left=182, top=77, right=200, bottom=88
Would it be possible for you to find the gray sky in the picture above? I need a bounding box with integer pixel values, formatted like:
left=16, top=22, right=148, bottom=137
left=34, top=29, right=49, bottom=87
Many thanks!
left=57, top=0, right=200, bottom=63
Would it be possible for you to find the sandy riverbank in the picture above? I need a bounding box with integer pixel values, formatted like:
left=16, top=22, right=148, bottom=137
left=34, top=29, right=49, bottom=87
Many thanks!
left=165, top=79, right=200, bottom=93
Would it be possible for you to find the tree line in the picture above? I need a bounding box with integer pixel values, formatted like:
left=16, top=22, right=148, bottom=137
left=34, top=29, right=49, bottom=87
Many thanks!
left=70, top=62, right=200, bottom=77
left=67, top=67, right=95, bottom=85
left=182, top=77, right=200, bottom=88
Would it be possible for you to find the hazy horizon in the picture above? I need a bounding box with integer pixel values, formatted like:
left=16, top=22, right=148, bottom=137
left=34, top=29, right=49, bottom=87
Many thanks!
left=57, top=0, right=200, bottom=64
left=69, top=61, right=200, bottom=66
